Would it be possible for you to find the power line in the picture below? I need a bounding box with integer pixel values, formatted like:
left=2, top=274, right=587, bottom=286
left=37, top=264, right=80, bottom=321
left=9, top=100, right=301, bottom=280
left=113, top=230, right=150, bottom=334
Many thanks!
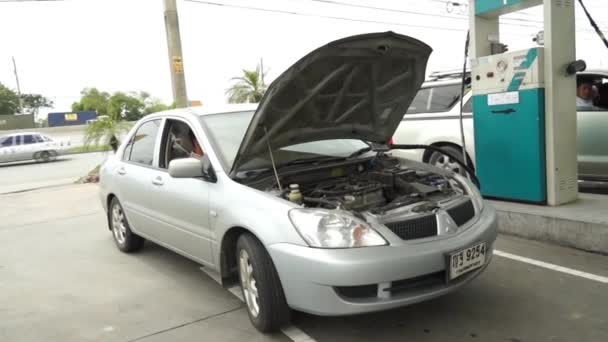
left=184, top=0, right=534, bottom=37
left=184, top=0, right=465, bottom=32
left=0, top=0, right=64, bottom=2
left=305, top=0, right=603, bottom=32
left=309, top=0, right=469, bottom=22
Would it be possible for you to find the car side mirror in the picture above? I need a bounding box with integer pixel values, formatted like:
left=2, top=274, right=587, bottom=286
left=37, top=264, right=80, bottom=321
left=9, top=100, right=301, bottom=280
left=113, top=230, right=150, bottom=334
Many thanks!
left=169, top=157, right=204, bottom=178
left=168, top=155, right=217, bottom=182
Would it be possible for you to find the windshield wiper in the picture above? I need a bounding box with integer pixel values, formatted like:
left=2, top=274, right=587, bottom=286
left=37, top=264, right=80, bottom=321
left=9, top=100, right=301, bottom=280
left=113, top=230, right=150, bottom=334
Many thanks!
left=348, top=146, right=373, bottom=158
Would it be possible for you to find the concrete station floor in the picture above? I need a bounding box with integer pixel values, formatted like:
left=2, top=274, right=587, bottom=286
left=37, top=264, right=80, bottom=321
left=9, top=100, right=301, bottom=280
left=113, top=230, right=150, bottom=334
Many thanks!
left=1, top=184, right=607, bottom=342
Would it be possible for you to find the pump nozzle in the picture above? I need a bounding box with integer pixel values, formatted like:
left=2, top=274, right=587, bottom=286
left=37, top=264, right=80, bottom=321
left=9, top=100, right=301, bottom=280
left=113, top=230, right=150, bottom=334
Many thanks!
left=566, top=60, right=586, bottom=76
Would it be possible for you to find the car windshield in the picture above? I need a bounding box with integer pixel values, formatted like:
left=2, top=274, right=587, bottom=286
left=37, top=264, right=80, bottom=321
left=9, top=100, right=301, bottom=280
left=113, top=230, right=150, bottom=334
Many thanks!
left=200, top=111, right=369, bottom=171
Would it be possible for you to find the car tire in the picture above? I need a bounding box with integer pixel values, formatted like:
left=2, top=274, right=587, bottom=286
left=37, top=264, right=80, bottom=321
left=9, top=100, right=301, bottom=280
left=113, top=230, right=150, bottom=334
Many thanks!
left=33, top=151, right=42, bottom=162
left=428, top=145, right=468, bottom=176
left=236, top=233, right=290, bottom=333
left=40, top=151, right=51, bottom=162
left=109, top=198, right=145, bottom=253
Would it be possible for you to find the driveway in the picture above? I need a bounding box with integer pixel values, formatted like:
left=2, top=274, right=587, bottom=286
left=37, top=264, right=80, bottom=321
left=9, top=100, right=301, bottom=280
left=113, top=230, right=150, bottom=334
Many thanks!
left=1, top=184, right=607, bottom=341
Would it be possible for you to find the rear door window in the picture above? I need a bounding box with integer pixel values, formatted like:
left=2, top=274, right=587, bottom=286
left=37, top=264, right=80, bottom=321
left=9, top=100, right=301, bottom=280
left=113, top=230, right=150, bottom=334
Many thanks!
left=22, top=135, right=36, bottom=145
left=407, top=84, right=462, bottom=114
left=124, top=119, right=162, bottom=166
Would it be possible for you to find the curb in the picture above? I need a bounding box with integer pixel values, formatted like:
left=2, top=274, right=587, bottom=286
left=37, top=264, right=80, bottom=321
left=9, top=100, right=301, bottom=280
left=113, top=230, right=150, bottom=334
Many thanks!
left=495, top=210, right=608, bottom=255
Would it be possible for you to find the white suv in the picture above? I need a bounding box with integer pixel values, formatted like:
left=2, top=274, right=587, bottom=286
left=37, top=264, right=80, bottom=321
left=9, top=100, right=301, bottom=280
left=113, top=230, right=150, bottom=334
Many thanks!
left=392, top=70, right=608, bottom=190
left=392, top=71, right=474, bottom=175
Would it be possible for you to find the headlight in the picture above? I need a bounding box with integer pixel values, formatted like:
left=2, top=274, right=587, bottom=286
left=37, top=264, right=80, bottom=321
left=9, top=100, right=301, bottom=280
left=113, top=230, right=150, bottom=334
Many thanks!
left=454, top=174, right=484, bottom=211
left=288, top=209, right=387, bottom=248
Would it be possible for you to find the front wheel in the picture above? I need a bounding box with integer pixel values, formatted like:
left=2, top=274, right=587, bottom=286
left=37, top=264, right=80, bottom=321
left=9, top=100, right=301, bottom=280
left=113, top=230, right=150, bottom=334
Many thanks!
left=40, top=151, right=51, bottom=162
left=428, top=145, right=468, bottom=176
left=236, top=233, right=290, bottom=333
left=109, top=198, right=144, bottom=253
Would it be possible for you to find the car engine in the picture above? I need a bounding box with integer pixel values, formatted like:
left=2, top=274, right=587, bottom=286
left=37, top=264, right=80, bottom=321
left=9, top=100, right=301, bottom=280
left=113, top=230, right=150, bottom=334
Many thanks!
left=258, top=156, right=466, bottom=215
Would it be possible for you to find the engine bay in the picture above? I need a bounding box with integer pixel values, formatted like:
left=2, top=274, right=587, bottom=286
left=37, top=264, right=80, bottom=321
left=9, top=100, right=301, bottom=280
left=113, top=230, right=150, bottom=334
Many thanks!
left=251, top=156, right=467, bottom=215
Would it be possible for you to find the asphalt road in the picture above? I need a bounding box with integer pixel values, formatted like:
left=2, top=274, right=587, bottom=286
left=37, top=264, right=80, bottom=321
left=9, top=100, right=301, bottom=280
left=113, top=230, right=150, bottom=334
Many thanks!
left=0, top=185, right=606, bottom=342
left=0, top=152, right=107, bottom=194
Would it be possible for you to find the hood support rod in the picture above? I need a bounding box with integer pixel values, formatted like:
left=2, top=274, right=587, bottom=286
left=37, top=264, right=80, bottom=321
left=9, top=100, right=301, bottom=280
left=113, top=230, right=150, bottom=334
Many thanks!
left=264, top=126, right=283, bottom=192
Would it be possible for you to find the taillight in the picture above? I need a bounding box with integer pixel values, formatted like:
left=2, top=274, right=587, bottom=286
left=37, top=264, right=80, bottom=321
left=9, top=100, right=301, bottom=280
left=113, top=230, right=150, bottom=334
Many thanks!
left=388, top=137, right=394, bottom=145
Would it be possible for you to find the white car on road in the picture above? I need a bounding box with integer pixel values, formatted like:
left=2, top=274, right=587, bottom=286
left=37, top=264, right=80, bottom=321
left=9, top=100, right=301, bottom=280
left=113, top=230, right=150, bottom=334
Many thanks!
left=0, top=132, right=71, bottom=163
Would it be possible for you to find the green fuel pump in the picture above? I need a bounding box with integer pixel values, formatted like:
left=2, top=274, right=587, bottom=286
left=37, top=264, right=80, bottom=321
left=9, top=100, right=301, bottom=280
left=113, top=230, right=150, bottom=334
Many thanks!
left=472, top=48, right=547, bottom=202
left=469, top=0, right=578, bottom=205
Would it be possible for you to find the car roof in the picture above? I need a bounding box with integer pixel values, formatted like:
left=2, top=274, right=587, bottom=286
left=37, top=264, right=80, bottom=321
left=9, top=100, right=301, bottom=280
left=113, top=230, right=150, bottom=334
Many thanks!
left=189, top=103, right=258, bottom=116
left=580, top=69, right=608, bottom=76
left=2, top=132, right=41, bottom=137
left=420, top=69, right=608, bottom=87
left=141, top=103, right=258, bottom=121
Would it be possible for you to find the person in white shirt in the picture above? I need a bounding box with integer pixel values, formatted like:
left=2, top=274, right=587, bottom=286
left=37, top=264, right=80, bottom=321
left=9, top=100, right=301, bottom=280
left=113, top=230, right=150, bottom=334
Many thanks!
left=576, top=78, right=595, bottom=109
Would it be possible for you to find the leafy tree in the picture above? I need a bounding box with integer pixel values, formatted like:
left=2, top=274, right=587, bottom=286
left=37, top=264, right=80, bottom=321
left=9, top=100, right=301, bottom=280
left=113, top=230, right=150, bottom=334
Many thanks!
left=0, top=83, right=21, bottom=115
left=226, top=63, right=267, bottom=103
left=72, top=88, right=111, bottom=115
left=108, top=92, right=145, bottom=121
left=36, top=117, right=48, bottom=128
left=79, top=88, right=171, bottom=152
left=21, top=93, right=53, bottom=115
left=0, top=83, right=54, bottom=115
left=84, top=113, right=130, bottom=152
left=144, top=101, right=171, bottom=115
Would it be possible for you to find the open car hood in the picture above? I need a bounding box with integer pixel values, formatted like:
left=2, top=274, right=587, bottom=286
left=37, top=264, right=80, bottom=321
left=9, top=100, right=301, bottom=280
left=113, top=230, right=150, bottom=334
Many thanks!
left=231, top=32, right=432, bottom=175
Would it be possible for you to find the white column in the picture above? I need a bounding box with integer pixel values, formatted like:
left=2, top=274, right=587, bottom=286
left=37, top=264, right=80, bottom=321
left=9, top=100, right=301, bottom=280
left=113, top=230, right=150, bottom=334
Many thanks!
left=544, top=0, right=578, bottom=205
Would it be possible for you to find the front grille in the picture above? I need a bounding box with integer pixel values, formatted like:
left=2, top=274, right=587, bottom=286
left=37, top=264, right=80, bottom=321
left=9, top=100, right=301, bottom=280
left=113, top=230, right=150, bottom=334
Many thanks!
left=447, top=199, right=475, bottom=226
left=334, top=271, right=447, bottom=300
left=384, top=214, right=438, bottom=240
left=385, top=271, right=446, bottom=294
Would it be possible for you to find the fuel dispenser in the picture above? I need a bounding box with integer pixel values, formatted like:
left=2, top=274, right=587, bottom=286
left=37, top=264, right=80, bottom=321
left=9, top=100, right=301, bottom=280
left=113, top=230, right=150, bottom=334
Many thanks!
left=472, top=48, right=546, bottom=202
left=469, top=0, right=578, bottom=205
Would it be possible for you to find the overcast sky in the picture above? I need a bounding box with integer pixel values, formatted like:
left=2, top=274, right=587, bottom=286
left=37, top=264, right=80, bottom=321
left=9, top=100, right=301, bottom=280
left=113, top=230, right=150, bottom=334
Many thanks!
left=1, top=0, right=607, bottom=118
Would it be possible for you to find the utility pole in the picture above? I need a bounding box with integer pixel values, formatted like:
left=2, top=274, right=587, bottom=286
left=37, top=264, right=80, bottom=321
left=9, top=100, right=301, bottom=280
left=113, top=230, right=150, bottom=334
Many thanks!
left=260, top=57, right=264, bottom=84
left=11, top=56, right=24, bottom=115
left=163, top=0, right=188, bottom=108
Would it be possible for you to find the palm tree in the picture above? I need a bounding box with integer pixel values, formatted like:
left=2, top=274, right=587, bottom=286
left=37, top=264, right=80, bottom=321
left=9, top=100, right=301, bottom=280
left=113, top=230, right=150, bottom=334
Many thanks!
left=225, top=63, right=268, bottom=103
left=83, top=112, right=130, bottom=153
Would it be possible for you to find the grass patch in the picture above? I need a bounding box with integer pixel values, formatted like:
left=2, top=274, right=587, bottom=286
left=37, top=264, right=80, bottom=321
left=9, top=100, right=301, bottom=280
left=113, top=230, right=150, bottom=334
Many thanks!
left=66, top=144, right=111, bottom=154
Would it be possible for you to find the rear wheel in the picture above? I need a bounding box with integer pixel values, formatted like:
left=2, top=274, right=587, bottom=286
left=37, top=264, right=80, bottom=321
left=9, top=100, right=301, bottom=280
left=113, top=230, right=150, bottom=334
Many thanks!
left=236, top=233, right=290, bottom=333
left=109, top=198, right=144, bottom=253
left=428, top=145, right=467, bottom=176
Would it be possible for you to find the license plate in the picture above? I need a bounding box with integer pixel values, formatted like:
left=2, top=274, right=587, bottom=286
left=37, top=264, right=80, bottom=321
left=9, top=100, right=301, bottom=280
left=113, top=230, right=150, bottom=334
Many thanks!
left=448, top=242, right=486, bottom=280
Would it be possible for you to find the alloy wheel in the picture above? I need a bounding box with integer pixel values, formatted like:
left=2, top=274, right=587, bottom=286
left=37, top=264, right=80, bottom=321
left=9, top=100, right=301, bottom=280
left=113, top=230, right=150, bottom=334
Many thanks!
left=239, top=249, right=260, bottom=317
left=112, top=204, right=127, bottom=244
left=433, top=154, right=461, bottom=174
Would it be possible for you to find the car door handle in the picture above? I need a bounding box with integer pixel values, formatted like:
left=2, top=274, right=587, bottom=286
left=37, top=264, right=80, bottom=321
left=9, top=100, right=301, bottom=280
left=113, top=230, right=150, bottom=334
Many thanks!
left=152, top=176, right=164, bottom=186
left=117, top=167, right=127, bottom=175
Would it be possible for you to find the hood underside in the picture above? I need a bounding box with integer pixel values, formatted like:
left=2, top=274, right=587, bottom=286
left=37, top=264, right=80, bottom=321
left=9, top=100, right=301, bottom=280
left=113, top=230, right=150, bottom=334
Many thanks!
left=231, top=31, right=432, bottom=175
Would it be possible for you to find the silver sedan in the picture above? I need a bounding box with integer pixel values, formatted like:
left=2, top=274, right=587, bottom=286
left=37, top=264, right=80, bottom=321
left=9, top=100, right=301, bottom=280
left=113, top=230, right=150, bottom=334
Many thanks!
left=0, top=132, right=69, bottom=163
left=99, top=32, right=497, bottom=333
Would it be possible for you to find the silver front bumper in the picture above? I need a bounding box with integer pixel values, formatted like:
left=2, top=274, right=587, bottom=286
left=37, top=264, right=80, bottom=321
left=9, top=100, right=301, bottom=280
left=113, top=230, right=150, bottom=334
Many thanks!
left=267, top=205, right=498, bottom=316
